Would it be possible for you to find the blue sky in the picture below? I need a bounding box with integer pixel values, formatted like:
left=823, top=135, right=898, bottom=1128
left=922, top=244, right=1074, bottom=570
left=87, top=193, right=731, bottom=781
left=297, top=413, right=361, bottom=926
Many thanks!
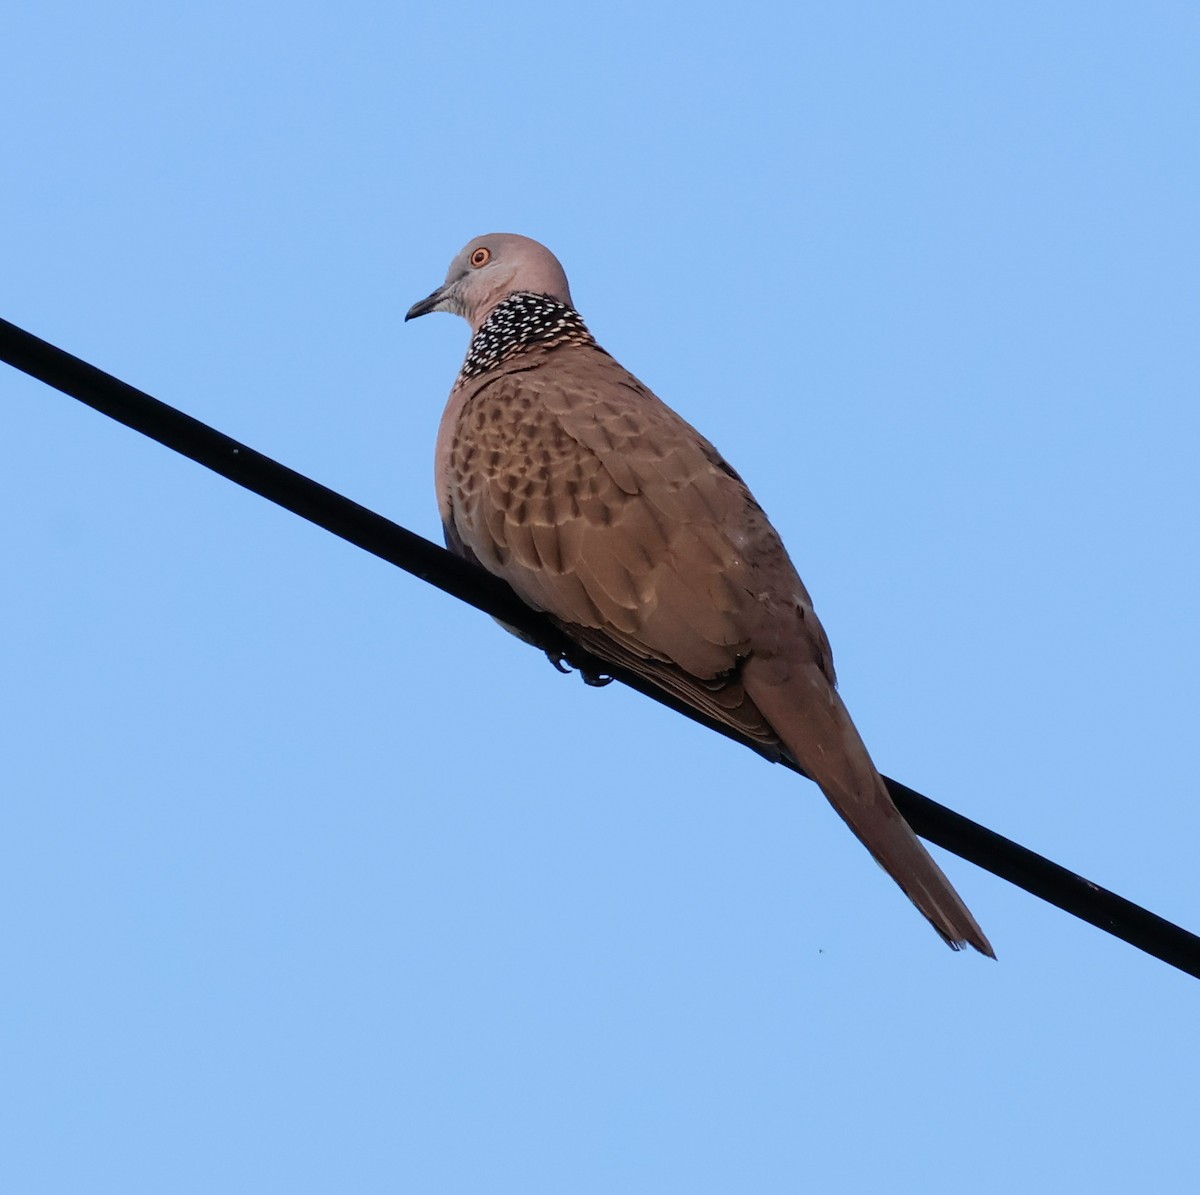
left=3, top=3, right=1198, bottom=1192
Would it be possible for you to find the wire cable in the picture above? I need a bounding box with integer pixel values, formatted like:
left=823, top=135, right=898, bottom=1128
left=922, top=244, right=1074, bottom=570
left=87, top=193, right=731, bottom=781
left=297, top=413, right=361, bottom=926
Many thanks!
left=2, top=313, right=1197, bottom=978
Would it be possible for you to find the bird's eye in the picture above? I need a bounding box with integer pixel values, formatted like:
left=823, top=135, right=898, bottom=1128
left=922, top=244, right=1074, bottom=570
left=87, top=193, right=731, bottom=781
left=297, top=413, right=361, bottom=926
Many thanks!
left=470, top=247, right=491, bottom=268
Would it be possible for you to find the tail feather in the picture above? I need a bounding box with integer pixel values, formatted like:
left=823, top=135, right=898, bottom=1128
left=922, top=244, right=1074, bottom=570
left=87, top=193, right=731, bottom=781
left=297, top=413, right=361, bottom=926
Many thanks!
left=745, top=658, right=994, bottom=956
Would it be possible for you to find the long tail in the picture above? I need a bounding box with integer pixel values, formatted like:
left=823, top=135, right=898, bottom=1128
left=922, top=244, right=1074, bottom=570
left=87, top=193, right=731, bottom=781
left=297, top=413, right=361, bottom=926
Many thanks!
left=744, top=658, right=994, bottom=956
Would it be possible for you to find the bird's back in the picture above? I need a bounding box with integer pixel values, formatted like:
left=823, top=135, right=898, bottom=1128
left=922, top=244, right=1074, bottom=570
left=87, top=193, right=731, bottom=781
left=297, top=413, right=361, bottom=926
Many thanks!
left=437, top=335, right=840, bottom=753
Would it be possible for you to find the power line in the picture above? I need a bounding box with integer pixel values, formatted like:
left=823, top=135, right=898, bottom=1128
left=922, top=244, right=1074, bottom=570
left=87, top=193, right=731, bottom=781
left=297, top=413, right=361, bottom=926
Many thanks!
left=2, top=313, right=1197, bottom=979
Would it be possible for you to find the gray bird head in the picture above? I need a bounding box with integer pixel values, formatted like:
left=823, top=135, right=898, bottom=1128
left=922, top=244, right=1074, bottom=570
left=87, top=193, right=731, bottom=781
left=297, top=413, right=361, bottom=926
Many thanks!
left=405, top=234, right=574, bottom=332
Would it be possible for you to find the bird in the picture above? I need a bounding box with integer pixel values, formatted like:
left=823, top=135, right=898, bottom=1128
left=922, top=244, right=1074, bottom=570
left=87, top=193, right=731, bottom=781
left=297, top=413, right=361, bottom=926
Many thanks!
left=406, top=233, right=993, bottom=955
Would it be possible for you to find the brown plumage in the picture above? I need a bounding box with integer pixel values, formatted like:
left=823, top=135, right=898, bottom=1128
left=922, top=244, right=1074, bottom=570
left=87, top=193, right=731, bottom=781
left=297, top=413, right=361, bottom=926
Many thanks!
left=407, top=233, right=992, bottom=955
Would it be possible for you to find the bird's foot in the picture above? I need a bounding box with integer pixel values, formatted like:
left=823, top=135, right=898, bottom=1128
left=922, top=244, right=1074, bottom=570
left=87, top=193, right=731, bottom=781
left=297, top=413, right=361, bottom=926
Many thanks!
left=545, top=649, right=613, bottom=688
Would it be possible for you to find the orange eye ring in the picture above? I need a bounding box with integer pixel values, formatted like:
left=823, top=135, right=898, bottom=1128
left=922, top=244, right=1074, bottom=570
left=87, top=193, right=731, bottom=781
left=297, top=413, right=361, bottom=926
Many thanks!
left=469, top=247, right=491, bottom=268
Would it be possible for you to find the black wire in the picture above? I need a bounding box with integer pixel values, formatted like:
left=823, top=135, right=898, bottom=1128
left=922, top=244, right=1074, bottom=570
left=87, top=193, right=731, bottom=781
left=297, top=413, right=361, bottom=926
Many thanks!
left=3, top=313, right=1198, bottom=979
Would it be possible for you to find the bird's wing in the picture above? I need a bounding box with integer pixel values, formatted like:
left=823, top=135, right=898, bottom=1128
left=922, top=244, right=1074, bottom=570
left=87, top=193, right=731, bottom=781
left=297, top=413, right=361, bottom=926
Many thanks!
left=437, top=345, right=837, bottom=748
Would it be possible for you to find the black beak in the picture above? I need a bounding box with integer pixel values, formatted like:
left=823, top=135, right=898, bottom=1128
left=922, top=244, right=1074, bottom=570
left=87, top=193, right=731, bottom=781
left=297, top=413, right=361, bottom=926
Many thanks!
left=405, top=287, right=446, bottom=322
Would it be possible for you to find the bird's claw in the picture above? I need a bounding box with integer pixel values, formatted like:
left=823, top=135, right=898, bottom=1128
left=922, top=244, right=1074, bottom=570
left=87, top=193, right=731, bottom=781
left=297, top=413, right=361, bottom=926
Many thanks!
left=545, top=649, right=613, bottom=687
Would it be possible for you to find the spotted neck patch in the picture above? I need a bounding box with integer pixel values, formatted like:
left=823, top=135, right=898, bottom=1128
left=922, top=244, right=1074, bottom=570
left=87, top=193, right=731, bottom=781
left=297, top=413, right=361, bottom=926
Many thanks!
left=459, top=292, right=596, bottom=381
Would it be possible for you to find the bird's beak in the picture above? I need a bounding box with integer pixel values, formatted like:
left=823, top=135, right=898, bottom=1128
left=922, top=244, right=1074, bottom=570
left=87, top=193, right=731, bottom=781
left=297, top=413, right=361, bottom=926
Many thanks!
left=405, top=284, right=450, bottom=322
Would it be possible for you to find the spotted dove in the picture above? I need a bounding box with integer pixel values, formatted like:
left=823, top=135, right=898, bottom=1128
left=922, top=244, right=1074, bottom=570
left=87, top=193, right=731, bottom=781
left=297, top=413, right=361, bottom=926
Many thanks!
left=406, top=233, right=992, bottom=955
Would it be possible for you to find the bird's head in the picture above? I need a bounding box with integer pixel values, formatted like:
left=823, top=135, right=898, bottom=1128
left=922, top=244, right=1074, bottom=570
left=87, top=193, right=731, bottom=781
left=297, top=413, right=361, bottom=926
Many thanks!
left=405, top=233, right=574, bottom=332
